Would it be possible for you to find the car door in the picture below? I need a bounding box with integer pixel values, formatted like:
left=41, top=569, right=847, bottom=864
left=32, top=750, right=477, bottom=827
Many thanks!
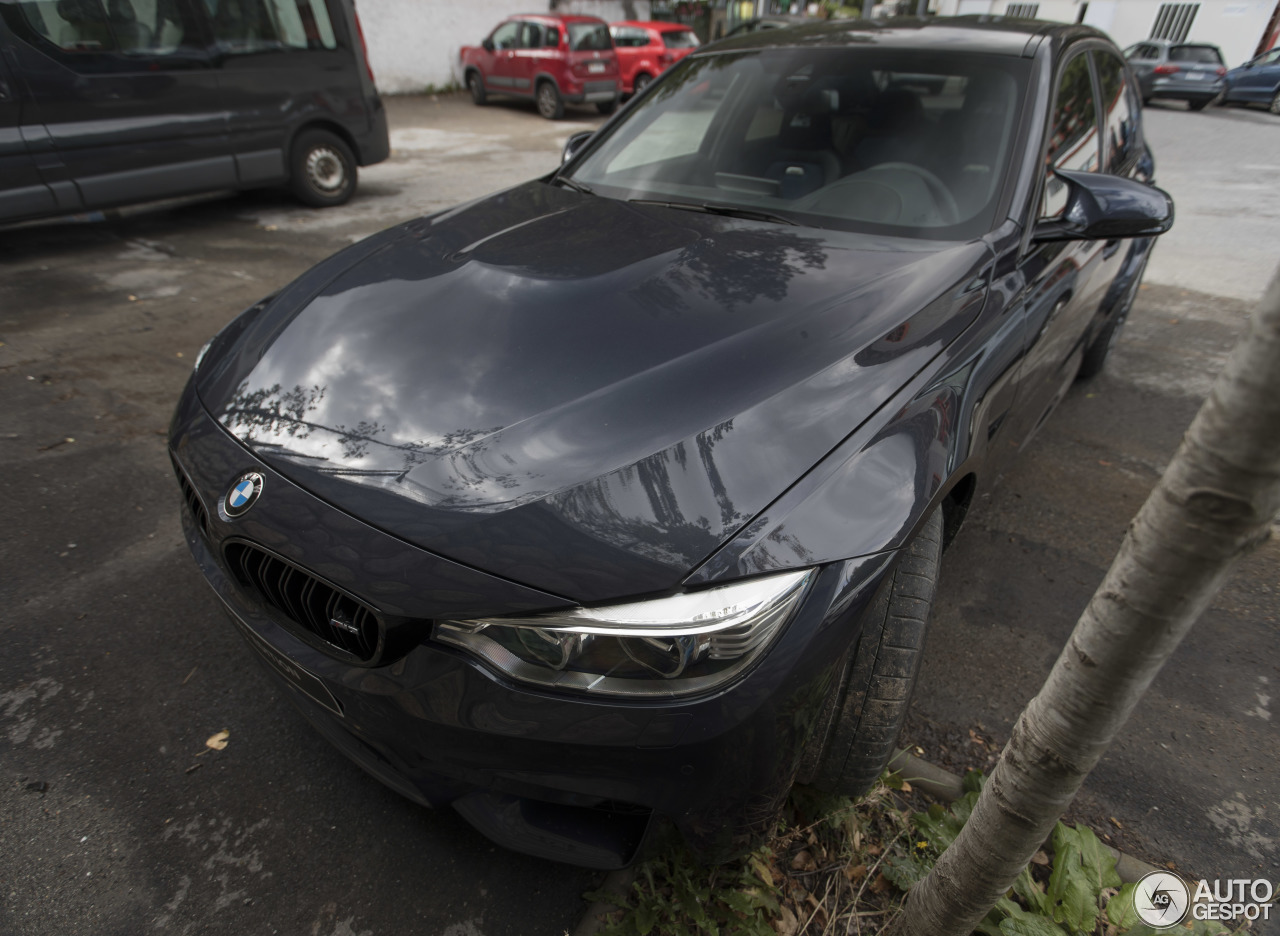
left=511, top=20, right=545, bottom=95
left=0, top=18, right=57, bottom=221
left=0, top=0, right=232, bottom=211
left=482, top=20, right=522, bottom=94
left=1234, top=48, right=1280, bottom=102
left=205, top=0, right=361, bottom=185
left=1002, top=46, right=1111, bottom=451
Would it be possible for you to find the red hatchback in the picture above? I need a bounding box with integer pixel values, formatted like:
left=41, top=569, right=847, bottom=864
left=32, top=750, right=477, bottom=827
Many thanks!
left=460, top=14, right=621, bottom=120
left=609, top=21, right=700, bottom=96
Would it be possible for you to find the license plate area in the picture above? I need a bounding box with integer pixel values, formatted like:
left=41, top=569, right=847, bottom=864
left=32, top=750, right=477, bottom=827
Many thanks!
left=587, top=62, right=606, bottom=73
left=226, top=606, right=344, bottom=717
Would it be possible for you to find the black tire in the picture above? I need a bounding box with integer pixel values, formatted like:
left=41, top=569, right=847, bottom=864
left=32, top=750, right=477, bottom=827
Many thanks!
left=1078, top=261, right=1144, bottom=380
left=536, top=80, right=564, bottom=120
left=1188, top=98, right=1210, bottom=111
left=800, top=510, right=943, bottom=798
left=468, top=71, right=487, bottom=106
left=288, top=129, right=356, bottom=208
left=633, top=72, right=653, bottom=94
left=1271, top=89, right=1280, bottom=116
left=596, top=99, right=617, bottom=115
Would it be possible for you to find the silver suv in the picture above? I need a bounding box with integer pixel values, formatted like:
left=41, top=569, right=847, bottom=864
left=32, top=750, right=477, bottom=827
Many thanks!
left=1125, top=39, right=1226, bottom=110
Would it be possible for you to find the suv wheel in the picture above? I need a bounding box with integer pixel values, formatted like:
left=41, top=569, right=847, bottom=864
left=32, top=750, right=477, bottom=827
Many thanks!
left=798, top=509, right=942, bottom=798
left=468, top=72, right=487, bottom=106
left=633, top=72, right=653, bottom=94
left=289, top=129, right=356, bottom=208
left=536, top=81, right=564, bottom=120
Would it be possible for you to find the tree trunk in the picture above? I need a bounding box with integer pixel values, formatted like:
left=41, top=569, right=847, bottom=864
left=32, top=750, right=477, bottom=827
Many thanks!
left=899, top=263, right=1280, bottom=936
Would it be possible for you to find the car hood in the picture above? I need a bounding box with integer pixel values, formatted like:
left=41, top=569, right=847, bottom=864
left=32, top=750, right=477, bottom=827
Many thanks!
left=197, top=181, right=989, bottom=602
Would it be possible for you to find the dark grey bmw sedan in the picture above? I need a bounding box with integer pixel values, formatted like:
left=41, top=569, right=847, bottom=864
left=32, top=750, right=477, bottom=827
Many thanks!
left=170, top=17, right=1173, bottom=869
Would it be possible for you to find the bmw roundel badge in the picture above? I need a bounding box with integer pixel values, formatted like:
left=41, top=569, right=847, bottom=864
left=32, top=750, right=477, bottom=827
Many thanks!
left=224, top=472, right=263, bottom=518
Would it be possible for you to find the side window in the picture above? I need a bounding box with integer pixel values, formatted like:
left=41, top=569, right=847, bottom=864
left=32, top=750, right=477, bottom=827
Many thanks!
left=1094, top=51, right=1137, bottom=174
left=519, top=21, right=542, bottom=49
left=490, top=20, right=518, bottom=51
left=1041, top=53, right=1099, bottom=218
left=7, top=0, right=197, bottom=60
left=207, top=0, right=338, bottom=53
left=544, top=25, right=559, bottom=48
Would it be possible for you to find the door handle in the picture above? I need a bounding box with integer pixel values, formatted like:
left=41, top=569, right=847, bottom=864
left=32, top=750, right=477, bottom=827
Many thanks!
left=1103, top=239, right=1121, bottom=259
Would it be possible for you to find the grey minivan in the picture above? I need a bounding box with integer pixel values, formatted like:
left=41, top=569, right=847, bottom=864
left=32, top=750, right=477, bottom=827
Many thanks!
left=0, top=0, right=388, bottom=225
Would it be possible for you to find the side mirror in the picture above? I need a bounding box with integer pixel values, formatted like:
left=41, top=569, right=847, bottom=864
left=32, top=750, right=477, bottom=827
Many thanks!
left=482, top=37, right=494, bottom=53
left=562, top=130, right=593, bottom=165
left=1034, top=169, right=1174, bottom=242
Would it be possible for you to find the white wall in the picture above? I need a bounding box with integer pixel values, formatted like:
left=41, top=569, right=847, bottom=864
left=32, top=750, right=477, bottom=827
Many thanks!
left=359, top=0, right=651, bottom=94
left=934, top=0, right=1273, bottom=65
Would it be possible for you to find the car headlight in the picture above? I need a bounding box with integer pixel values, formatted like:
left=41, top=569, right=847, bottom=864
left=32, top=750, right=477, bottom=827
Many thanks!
left=433, top=569, right=813, bottom=698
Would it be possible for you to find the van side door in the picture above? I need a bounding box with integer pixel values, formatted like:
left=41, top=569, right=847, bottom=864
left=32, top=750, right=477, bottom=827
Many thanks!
left=0, top=0, right=233, bottom=211
left=0, top=17, right=56, bottom=222
left=204, top=0, right=365, bottom=186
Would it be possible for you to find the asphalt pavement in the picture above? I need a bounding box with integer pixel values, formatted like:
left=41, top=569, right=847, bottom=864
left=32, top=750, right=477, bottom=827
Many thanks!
left=1, top=93, right=1277, bottom=935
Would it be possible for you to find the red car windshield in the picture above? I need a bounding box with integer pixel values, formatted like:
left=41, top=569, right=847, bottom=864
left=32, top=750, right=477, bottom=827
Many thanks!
left=568, top=22, right=612, bottom=51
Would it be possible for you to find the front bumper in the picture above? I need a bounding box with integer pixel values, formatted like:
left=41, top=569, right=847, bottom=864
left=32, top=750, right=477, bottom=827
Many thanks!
left=170, top=380, right=895, bottom=867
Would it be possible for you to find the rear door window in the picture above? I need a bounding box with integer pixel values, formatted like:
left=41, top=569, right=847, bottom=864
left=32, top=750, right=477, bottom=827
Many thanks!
left=207, top=0, right=338, bottom=53
left=661, top=29, right=699, bottom=49
left=1169, top=45, right=1223, bottom=64
left=1041, top=52, right=1099, bottom=218
left=568, top=21, right=610, bottom=51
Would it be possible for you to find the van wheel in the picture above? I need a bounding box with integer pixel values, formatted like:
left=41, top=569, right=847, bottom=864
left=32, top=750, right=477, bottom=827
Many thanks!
left=468, top=72, right=487, bottom=106
left=289, top=130, right=356, bottom=208
left=536, top=81, right=564, bottom=120
left=799, top=510, right=942, bottom=798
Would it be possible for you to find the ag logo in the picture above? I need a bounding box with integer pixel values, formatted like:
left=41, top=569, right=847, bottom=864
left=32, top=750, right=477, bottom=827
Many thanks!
left=1134, top=870, right=1190, bottom=927
left=224, top=472, right=264, bottom=518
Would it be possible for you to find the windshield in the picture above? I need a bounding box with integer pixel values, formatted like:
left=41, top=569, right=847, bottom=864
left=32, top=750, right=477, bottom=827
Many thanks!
left=1169, top=45, right=1223, bottom=64
left=565, top=48, right=1029, bottom=239
left=568, top=21, right=611, bottom=51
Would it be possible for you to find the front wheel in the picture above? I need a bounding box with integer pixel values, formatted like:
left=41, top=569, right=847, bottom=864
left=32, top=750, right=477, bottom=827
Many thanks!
left=1188, top=98, right=1210, bottom=111
left=536, top=81, right=564, bottom=120
left=468, top=72, right=487, bottom=106
left=799, top=510, right=943, bottom=798
left=288, top=129, right=356, bottom=208
left=633, top=72, right=653, bottom=95
left=1271, top=89, right=1280, bottom=116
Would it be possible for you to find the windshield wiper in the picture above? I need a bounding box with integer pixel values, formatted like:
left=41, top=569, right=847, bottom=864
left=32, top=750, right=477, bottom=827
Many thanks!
left=552, top=176, right=595, bottom=196
left=629, top=199, right=797, bottom=226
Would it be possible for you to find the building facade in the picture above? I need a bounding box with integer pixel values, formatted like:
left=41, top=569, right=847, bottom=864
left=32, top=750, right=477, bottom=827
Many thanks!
left=932, top=0, right=1278, bottom=66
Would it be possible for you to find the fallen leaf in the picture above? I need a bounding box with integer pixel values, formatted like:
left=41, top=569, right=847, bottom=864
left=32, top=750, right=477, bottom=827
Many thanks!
left=869, top=873, right=893, bottom=895
left=774, top=903, right=799, bottom=935
left=1031, top=850, right=1050, bottom=866
left=791, top=849, right=817, bottom=872
left=900, top=780, right=913, bottom=793
left=845, top=863, right=868, bottom=882
left=205, top=730, right=230, bottom=751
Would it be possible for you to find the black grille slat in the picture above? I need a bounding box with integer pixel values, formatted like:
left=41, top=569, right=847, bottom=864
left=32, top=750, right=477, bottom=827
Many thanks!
left=171, top=458, right=209, bottom=535
left=223, top=542, right=382, bottom=663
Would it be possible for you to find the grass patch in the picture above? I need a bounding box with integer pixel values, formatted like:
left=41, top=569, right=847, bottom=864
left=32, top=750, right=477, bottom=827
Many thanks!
left=585, top=771, right=1252, bottom=936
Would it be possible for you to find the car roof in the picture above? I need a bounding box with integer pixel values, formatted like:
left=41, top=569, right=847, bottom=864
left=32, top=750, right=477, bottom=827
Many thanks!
left=512, top=13, right=608, bottom=24
left=706, top=15, right=1105, bottom=57
left=611, top=20, right=694, bottom=31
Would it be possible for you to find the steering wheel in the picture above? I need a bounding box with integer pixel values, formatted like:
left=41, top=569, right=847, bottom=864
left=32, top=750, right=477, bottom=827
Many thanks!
left=867, top=162, right=960, bottom=226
